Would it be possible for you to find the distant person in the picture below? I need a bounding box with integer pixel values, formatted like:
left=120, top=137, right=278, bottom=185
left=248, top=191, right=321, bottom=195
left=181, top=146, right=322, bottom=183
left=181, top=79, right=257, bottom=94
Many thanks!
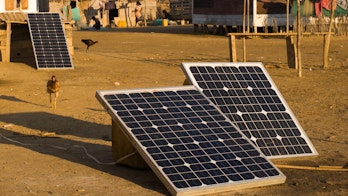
left=70, top=1, right=81, bottom=29
left=134, top=1, right=142, bottom=26
left=162, top=10, right=172, bottom=20
left=105, top=0, right=118, bottom=26
left=60, top=3, right=71, bottom=21
left=99, top=0, right=105, bottom=19
left=92, top=16, right=101, bottom=30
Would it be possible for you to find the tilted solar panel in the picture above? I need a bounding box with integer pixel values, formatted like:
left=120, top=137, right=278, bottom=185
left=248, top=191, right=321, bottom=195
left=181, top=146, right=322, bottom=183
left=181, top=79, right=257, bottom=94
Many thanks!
left=27, top=13, right=73, bottom=69
left=96, top=86, right=285, bottom=196
left=181, top=62, right=318, bottom=159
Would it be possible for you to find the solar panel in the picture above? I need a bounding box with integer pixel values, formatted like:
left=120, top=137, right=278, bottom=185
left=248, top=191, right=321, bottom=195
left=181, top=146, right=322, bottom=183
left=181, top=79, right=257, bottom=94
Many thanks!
left=96, top=86, right=286, bottom=196
left=181, top=62, right=318, bottom=159
left=27, top=13, right=73, bottom=69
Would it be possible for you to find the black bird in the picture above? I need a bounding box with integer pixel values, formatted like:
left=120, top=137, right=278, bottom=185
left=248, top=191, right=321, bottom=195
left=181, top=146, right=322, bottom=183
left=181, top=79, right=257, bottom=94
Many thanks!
left=81, top=39, right=98, bottom=52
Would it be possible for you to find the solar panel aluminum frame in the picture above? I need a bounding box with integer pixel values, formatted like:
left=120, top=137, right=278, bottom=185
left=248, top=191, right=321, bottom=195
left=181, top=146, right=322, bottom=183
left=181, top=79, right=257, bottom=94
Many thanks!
left=181, top=62, right=318, bottom=159
left=96, top=86, right=286, bottom=196
left=27, top=12, right=74, bottom=70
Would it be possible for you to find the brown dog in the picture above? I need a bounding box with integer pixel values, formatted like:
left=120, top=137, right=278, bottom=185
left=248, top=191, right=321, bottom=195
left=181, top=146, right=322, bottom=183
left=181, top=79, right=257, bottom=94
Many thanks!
left=47, top=76, right=60, bottom=109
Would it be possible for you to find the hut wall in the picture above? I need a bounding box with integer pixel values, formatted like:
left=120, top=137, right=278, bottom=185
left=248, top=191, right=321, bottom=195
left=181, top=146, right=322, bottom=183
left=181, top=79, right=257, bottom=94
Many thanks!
left=49, top=0, right=157, bottom=28
left=169, top=0, right=192, bottom=21
left=0, top=0, right=38, bottom=13
left=192, top=0, right=293, bottom=27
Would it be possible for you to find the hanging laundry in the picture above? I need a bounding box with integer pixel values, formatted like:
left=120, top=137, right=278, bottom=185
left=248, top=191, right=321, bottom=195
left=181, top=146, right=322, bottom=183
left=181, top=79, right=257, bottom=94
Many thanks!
left=291, top=0, right=315, bottom=16
left=337, top=0, right=348, bottom=10
left=321, top=0, right=348, bottom=16
left=303, top=0, right=315, bottom=16
left=321, top=0, right=337, bottom=11
left=315, top=1, right=322, bottom=17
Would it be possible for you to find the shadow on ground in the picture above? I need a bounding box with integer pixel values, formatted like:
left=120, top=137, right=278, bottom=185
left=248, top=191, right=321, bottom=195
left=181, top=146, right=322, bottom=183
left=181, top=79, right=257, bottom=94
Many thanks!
left=0, top=112, right=169, bottom=195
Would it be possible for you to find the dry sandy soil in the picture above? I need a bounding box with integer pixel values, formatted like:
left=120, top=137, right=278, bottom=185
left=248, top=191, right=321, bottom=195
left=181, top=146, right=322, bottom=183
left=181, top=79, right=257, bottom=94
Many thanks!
left=0, top=25, right=347, bottom=195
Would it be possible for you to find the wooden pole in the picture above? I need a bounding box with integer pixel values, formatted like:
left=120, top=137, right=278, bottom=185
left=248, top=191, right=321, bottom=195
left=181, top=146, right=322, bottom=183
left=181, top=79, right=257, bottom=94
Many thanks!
left=276, top=164, right=348, bottom=171
left=229, top=35, right=237, bottom=62
left=243, top=0, right=246, bottom=33
left=5, top=22, right=11, bottom=62
left=144, top=0, right=147, bottom=27
left=247, top=0, right=250, bottom=33
left=296, top=0, right=302, bottom=77
left=229, top=35, right=233, bottom=62
left=243, top=0, right=247, bottom=62
left=324, top=0, right=335, bottom=68
left=253, top=0, right=257, bottom=33
left=124, top=2, right=128, bottom=27
left=286, top=0, right=289, bottom=33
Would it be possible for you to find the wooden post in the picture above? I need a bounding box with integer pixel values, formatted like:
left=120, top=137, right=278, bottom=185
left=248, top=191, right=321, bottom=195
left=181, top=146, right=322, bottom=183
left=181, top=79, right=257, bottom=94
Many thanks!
left=243, top=0, right=246, bottom=33
left=296, top=0, right=302, bottom=77
left=286, top=0, right=290, bottom=33
left=229, top=35, right=235, bottom=62
left=4, top=22, right=11, bottom=62
left=323, top=34, right=329, bottom=68
left=243, top=0, right=247, bottom=62
left=243, top=37, right=246, bottom=62
left=293, top=36, right=298, bottom=69
left=124, top=4, right=129, bottom=27
left=253, top=0, right=257, bottom=33
left=286, top=36, right=296, bottom=69
left=247, top=0, right=250, bottom=33
left=144, top=0, right=147, bottom=27
left=229, top=35, right=232, bottom=62
left=229, top=35, right=237, bottom=62
left=324, top=0, right=335, bottom=69
left=0, top=26, right=6, bottom=62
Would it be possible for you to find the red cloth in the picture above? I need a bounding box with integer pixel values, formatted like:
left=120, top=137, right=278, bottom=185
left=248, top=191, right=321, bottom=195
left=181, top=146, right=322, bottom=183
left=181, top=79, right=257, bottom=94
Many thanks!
left=321, top=0, right=337, bottom=10
left=315, top=1, right=322, bottom=17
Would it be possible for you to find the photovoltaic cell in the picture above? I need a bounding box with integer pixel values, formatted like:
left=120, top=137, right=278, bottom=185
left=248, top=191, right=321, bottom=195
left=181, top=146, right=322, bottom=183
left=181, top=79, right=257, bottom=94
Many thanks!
left=181, top=62, right=318, bottom=159
left=27, top=13, right=73, bottom=69
left=96, top=86, right=285, bottom=196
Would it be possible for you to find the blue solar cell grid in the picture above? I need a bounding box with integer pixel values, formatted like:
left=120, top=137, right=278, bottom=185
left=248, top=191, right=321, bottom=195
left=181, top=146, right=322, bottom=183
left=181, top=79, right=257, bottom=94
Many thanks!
left=96, top=86, right=286, bottom=195
left=181, top=62, right=318, bottom=159
left=27, top=13, right=73, bottom=69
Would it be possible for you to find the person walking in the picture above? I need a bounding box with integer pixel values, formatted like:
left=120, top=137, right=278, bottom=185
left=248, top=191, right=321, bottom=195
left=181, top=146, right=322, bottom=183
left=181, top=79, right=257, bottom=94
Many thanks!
left=69, top=1, right=81, bottom=29
left=105, top=0, right=118, bottom=27
left=134, top=1, right=142, bottom=26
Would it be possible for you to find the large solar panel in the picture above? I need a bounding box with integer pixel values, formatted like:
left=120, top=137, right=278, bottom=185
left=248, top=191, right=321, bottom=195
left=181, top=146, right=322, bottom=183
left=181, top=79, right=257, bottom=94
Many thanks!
left=27, top=13, right=73, bottom=69
left=96, top=86, right=285, bottom=196
left=181, top=62, right=318, bottom=159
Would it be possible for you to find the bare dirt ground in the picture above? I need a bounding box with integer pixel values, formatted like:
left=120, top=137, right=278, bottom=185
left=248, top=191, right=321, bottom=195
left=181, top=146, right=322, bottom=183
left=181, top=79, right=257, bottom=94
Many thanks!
left=0, top=25, right=347, bottom=195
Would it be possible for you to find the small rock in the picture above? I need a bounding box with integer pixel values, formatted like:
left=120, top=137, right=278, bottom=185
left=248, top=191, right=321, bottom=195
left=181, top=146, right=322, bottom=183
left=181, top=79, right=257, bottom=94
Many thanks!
left=291, top=182, right=298, bottom=186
